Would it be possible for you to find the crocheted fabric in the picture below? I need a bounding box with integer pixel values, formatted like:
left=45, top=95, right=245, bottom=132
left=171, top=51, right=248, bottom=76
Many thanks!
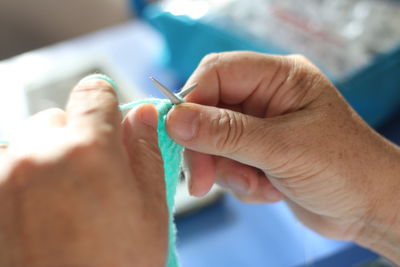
left=120, top=99, right=182, bottom=267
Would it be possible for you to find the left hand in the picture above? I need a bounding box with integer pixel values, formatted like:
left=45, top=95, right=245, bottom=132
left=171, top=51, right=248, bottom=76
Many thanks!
left=0, top=77, right=167, bottom=267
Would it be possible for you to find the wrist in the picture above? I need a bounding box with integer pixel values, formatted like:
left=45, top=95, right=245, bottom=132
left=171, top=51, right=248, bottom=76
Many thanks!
left=356, top=205, right=400, bottom=263
left=355, top=146, right=400, bottom=263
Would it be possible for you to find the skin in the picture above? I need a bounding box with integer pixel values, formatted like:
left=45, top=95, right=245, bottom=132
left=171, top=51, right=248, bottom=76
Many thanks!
left=166, top=51, right=400, bottom=263
left=0, top=78, right=167, bottom=266
left=0, top=51, right=399, bottom=265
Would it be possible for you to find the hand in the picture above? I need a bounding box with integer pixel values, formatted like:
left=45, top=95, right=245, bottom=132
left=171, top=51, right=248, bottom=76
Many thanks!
left=0, top=77, right=167, bottom=267
left=166, top=52, right=400, bottom=262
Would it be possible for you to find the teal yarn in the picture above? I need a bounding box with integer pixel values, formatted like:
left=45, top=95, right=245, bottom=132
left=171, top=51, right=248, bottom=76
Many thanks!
left=120, top=99, right=182, bottom=267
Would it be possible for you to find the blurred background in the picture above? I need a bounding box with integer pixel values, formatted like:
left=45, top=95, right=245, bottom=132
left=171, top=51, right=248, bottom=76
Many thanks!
left=0, top=0, right=130, bottom=59
left=1, top=0, right=400, bottom=266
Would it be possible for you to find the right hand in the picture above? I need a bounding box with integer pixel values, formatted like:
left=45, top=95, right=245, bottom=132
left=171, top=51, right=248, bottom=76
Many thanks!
left=165, top=51, right=400, bottom=262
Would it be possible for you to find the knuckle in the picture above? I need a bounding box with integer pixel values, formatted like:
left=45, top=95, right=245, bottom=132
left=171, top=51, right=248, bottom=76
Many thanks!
left=10, top=156, right=36, bottom=175
left=92, top=123, right=117, bottom=139
left=36, top=107, right=65, bottom=116
left=7, top=156, right=42, bottom=187
left=287, top=55, right=314, bottom=75
left=201, top=53, right=222, bottom=68
left=211, top=109, right=247, bottom=154
left=280, top=54, right=326, bottom=106
left=29, top=108, right=66, bottom=123
left=5, top=136, right=112, bottom=188
left=65, top=137, right=110, bottom=165
left=286, top=54, right=322, bottom=80
left=73, top=122, right=117, bottom=148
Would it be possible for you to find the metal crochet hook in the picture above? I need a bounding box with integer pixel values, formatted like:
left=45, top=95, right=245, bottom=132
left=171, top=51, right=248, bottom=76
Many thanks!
left=149, top=77, right=197, bottom=104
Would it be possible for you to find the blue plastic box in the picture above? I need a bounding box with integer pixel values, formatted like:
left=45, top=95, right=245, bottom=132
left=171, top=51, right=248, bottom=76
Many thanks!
left=132, top=1, right=400, bottom=127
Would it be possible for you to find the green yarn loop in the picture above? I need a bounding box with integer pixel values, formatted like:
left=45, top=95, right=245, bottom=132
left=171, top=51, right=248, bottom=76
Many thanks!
left=120, top=99, right=182, bottom=267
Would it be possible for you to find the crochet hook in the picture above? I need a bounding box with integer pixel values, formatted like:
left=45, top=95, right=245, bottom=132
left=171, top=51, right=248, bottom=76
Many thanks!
left=149, top=77, right=197, bottom=104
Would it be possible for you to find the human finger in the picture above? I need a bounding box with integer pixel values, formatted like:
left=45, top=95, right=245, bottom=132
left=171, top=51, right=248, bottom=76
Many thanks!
left=215, top=157, right=284, bottom=203
left=184, top=52, right=321, bottom=118
left=65, top=75, right=121, bottom=140
left=184, top=52, right=282, bottom=106
left=3, top=108, right=67, bottom=155
left=184, top=149, right=216, bottom=197
left=167, top=103, right=298, bottom=169
left=25, top=108, right=67, bottom=128
left=122, top=104, right=165, bottom=200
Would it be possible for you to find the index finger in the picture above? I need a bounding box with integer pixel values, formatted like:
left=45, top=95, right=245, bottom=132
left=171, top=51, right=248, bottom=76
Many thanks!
left=66, top=75, right=121, bottom=139
left=184, top=51, right=285, bottom=108
left=185, top=52, right=326, bottom=118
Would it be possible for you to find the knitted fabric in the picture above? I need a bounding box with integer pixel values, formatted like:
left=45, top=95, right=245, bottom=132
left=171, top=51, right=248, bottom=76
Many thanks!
left=120, top=99, right=182, bottom=267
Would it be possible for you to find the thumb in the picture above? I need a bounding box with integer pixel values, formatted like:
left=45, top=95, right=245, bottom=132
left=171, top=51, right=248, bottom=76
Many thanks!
left=166, top=103, right=285, bottom=169
left=122, top=104, right=165, bottom=199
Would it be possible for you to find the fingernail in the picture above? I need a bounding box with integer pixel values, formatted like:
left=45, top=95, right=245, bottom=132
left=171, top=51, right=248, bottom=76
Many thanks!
left=167, top=105, right=199, bottom=141
left=226, top=176, right=250, bottom=195
left=79, top=74, right=119, bottom=92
